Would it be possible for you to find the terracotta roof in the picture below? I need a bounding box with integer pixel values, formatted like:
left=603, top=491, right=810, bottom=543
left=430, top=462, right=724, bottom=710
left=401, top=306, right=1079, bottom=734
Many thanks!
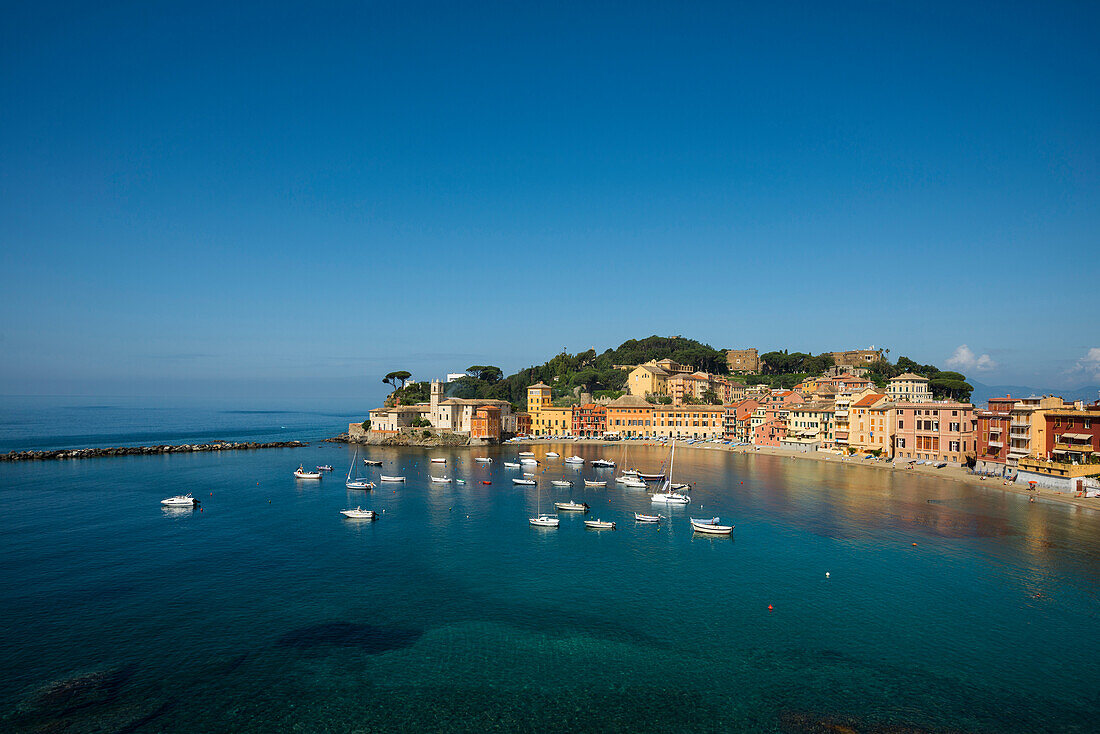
left=528, top=382, right=551, bottom=389
left=852, top=393, right=887, bottom=407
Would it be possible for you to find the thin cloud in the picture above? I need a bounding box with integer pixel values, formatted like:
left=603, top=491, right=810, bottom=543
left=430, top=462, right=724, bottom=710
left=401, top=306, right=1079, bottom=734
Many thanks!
left=945, top=344, right=996, bottom=372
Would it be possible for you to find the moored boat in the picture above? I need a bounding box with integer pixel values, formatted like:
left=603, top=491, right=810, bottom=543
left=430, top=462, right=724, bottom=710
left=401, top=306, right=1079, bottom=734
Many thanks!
left=161, top=494, right=198, bottom=506
left=546, top=451, right=560, bottom=457
left=638, top=472, right=665, bottom=481
left=503, top=462, right=521, bottom=468
left=380, top=475, right=406, bottom=482
left=584, top=519, right=616, bottom=530
left=364, top=459, right=383, bottom=466
left=341, top=507, right=376, bottom=520
left=650, top=441, right=691, bottom=504
left=550, top=480, right=572, bottom=487
left=554, top=501, right=589, bottom=512
left=564, top=456, right=585, bottom=464
left=513, top=478, right=537, bottom=486
left=591, top=458, right=615, bottom=468
left=346, top=448, right=375, bottom=489
left=294, top=466, right=322, bottom=479
left=583, top=480, right=607, bottom=488
left=519, top=451, right=535, bottom=457
left=474, top=457, right=493, bottom=463
left=634, top=512, right=661, bottom=523
left=429, top=475, right=452, bottom=483
left=530, top=515, right=560, bottom=527
left=690, top=518, right=733, bottom=535
left=520, top=458, right=539, bottom=465
left=316, top=465, right=334, bottom=472
left=431, top=458, right=446, bottom=464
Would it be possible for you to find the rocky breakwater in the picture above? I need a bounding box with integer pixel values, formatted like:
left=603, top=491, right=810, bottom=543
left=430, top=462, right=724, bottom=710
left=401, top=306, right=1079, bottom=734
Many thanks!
left=326, top=430, right=470, bottom=447
left=1, top=440, right=307, bottom=462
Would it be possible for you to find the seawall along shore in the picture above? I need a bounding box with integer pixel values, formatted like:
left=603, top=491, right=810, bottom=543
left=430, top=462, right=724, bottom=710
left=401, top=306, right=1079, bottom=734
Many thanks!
left=1, top=440, right=307, bottom=462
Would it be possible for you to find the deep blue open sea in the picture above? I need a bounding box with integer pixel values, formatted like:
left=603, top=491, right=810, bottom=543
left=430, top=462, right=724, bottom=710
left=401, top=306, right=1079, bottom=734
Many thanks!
left=2, top=397, right=1099, bottom=732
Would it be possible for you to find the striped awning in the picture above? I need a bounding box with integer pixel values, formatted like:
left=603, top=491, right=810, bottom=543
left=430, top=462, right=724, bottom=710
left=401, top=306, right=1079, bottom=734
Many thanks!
left=1060, top=433, right=1092, bottom=441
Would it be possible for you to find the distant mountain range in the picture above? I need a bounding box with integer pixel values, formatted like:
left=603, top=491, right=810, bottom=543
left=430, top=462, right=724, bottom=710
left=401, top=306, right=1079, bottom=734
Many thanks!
left=970, top=381, right=1100, bottom=406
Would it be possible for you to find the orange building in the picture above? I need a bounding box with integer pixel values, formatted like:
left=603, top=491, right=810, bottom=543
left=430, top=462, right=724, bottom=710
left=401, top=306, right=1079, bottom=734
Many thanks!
left=470, top=405, right=501, bottom=441
left=515, top=412, right=532, bottom=436
left=605, top=395, right=654, bottom=438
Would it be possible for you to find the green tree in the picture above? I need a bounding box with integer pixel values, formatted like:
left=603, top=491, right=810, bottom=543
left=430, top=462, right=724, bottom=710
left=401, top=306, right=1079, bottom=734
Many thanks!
left=465, top=365, right=503, bottom=383
left=383, top=370, right=412, bottom=392
left=702, top=388, right=721, bottom=405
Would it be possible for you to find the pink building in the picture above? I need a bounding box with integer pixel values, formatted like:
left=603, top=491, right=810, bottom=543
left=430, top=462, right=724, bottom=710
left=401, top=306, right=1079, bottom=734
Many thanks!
left=753, top=417, right=786, bottom=447
left=893, top=401, right=977, bottom=466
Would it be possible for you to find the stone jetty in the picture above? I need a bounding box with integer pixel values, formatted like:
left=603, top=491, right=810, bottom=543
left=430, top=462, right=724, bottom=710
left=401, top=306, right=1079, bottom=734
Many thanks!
left=1, top=440, right=307, bottom=462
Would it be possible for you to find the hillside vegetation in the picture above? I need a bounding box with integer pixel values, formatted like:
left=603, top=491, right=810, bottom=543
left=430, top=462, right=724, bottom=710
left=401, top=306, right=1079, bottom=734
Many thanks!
left=385, top=335, right=728, bottom=410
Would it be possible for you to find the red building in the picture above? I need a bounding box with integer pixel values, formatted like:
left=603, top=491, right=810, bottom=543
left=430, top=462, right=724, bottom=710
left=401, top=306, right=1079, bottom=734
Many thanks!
left=1039, top=405, right=1100, bottom=461
left=571, top=404, right=607, bottom=438
left=515, top=412, right=532, bottom=437
left=723, top=399, right=759, bottom=442
left=975, top=397, right=1016, bottom=475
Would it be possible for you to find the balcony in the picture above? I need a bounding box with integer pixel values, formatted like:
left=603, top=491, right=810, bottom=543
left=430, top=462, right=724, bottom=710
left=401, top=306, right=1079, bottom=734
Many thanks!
left=1010, top=420, right=1030, bottom=429
left=988, top=440, right=1003, bottom=448
left=1010, top=427, right=1029, bottom=437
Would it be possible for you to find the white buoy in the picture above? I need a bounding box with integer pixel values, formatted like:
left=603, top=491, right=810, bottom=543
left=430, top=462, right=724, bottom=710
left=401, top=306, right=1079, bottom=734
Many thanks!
left=825, top=572, right=830, bottom=578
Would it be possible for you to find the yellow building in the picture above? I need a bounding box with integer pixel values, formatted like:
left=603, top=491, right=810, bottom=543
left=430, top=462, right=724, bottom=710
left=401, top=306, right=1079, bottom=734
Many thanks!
left=627, top=363, right=671, bottom=397
left=526, top=382, right=573, bottom=436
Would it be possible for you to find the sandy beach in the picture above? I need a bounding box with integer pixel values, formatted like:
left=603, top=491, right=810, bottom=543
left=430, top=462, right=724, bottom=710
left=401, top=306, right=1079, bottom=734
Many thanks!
left=515, top=437, right=1100, bottom=511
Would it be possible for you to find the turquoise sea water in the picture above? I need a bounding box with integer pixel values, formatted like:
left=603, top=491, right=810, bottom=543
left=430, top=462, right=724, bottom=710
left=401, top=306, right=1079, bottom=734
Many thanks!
left=2, top=402, right=1100, bottom=732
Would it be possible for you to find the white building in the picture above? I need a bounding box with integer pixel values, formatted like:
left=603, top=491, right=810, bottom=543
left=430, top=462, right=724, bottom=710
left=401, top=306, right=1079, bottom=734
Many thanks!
left=887, top=373, right=932, bottom=403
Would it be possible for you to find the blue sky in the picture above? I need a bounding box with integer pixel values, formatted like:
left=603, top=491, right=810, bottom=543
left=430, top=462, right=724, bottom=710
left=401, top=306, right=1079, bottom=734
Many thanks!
left=1, top=1, right=1098, bottom=404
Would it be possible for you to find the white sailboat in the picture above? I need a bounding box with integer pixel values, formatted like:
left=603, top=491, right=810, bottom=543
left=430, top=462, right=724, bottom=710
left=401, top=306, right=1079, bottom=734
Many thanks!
left=651, top=440, right=691, bottom=504
left=346, top=448, right=375, bottom=490
left=529, top=481, right=559, bottom=528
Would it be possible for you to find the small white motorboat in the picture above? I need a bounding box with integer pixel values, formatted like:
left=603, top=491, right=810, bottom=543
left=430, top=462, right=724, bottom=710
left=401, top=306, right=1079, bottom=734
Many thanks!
left=622, top=469, right=640, bottom=477
left=380, top=475, right=406, bottom=482
left=341, top=507, right=376, bottom=520
left=316, top=465, right=334, bottom=472
left=620, top=477, right=647, bottom=488
left=583, top=480, right=607, bottom=488
left=591, top=459, right=615, bottom=468
left=529, top=515, right=560, bottom=527
left=364, top=459, right=383, bottom=466
left=554, top=501, right=589, bottom=512
left=671, top=483, right=691, bottom=491
left=690, top=518, right=733, bottom=535
left=503, top=462, right=521, bottom=468
left=294, top=468, right=323, bottom=479
left=584, top=519, right=616, bottom=530
left=551, top=480, right=572, bottom=487
left=519, top=451, right=535, bottom=457
left=431, top=458, right=446, bottom=464
left=564, top=456, right=585, bottom=464
left=638, top=472, right=665, bottom=481
left=546, top=451, right=560, bottom=458
left=634, top=513, right=662, bottom=523
left=455, top=479, right=466, bottom=484
left=161, top=494, right=198, bottom=506
left=513, top=478, right=537, bottom=486
left=520, top=458, right=539, bottom=465
left=474, top=457, right=493, bottom=463
left=430, top=476, right=451, bottom=483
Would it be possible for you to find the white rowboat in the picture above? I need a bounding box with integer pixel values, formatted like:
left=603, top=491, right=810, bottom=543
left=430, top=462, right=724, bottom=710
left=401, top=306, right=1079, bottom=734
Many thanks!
left=584, top=480, right=607, bottom=488
left=380, top=475, right=406, bottom=482
left=584, top=519, right=616, bottom=530
left=550, top=480, right=572, bottom=487
left=634, top=513, right=662, bottom=523
left=691, top=519, right=733, bottom=535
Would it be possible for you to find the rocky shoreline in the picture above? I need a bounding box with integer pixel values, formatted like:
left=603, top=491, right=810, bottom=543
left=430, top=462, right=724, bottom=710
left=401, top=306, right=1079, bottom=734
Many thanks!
left=1, top=440, right=307, bottom=462
left=325, top=432, right=470, bottom=447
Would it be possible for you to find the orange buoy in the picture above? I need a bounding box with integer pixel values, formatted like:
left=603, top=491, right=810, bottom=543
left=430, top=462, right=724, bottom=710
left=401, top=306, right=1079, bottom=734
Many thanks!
left=767, top=604, right=773, bottom=611
left=912, top=542, right=917, bottom=546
